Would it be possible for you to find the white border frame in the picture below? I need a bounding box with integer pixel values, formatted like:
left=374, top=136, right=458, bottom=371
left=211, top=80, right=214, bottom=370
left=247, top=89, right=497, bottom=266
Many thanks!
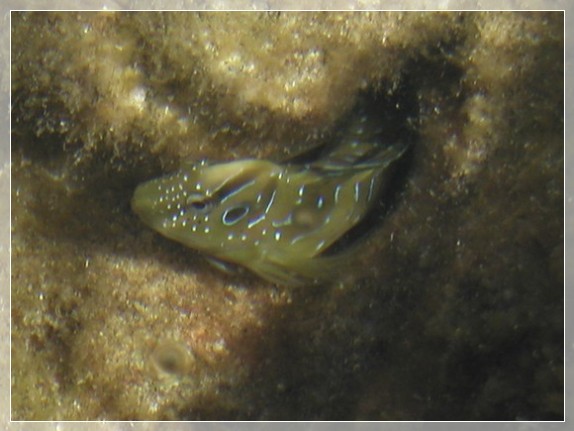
left=2, top=1, right=569, bottom=430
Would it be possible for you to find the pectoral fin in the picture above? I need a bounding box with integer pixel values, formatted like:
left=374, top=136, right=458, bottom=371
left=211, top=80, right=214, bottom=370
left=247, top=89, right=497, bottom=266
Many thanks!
left=248, top=252, right=355, bottom=287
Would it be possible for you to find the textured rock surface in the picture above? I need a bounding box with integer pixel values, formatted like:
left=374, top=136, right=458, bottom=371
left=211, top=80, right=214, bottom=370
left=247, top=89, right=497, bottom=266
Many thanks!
left=11, top=11, right=563, bottom=420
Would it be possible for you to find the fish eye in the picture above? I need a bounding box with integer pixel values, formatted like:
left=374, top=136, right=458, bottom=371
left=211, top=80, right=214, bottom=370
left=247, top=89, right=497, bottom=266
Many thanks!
left=222, top=205, right=249, bottom=226
left=186, top=193, right=211, bottom=213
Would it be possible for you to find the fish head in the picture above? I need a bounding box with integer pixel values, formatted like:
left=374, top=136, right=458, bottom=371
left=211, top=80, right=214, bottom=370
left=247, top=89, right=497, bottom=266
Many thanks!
left=132, top=159, right=280, bottom=254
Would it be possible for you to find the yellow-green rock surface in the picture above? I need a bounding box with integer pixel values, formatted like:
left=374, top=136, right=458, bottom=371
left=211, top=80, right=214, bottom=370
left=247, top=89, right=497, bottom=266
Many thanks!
left=11, top=11, right=563, bottom=420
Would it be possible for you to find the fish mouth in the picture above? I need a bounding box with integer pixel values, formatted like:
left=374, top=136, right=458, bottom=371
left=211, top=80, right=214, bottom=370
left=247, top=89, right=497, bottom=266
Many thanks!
left=131, top=182, right=164, bottom=227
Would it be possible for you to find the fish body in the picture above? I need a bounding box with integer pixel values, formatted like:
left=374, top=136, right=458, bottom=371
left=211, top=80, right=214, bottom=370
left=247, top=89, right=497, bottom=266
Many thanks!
left=132, top=95, right=409, bottom=285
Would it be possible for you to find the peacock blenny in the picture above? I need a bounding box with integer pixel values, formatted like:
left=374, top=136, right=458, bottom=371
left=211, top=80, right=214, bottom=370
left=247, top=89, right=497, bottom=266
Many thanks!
left=132, top=93, right=409, bottom=286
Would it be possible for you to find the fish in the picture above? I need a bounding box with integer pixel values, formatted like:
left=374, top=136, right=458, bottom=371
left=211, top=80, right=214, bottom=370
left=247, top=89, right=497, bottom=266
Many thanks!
left=132, top=93, right=409, bottom=286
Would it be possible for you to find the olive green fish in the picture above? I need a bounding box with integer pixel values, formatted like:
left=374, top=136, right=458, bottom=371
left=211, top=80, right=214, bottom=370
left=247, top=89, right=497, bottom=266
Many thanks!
left=132, top=97, right=409, bottom=285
